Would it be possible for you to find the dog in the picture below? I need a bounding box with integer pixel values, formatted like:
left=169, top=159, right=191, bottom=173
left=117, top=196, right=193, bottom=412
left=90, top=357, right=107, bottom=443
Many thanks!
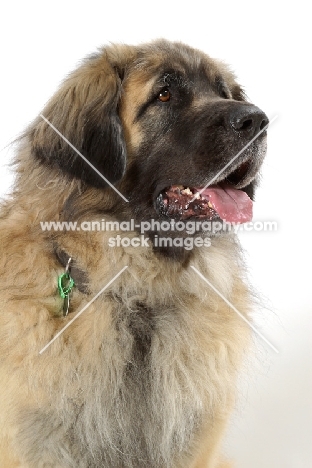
left=0, top=39, right=268, bottom=467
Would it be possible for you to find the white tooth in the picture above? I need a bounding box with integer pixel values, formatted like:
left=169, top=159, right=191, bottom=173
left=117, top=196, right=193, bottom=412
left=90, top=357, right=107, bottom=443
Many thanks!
left=182, top=187, right=192, bottom=195
left=208, top=201, right=213, bottom=208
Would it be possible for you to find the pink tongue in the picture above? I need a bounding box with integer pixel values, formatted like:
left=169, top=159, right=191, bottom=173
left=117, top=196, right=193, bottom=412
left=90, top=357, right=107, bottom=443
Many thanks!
left=198, top=185, right=253, bottom=223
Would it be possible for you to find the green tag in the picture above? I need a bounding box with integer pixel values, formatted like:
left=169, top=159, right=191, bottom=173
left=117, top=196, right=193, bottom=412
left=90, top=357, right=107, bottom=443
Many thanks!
left=58, top=273, right=75, bottom=299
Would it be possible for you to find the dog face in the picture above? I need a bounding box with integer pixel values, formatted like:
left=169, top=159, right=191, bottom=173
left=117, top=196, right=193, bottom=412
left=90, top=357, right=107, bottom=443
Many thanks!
left=118, top=42, right=268, bottom=226
left=31, top=40, right=268, bottom=234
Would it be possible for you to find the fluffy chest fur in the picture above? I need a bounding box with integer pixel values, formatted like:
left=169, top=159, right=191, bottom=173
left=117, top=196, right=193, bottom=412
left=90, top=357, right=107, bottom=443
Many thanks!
left=0, top=229, right=249, bottom=468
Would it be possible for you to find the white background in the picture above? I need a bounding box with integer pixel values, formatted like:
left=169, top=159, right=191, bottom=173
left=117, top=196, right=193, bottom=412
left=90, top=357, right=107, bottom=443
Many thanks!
left=0, top=1, right=311, bottom=467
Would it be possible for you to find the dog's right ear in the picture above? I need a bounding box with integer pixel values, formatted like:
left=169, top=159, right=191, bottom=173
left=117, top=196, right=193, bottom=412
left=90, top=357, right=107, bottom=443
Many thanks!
left=30, top=49, right=129, bottom=188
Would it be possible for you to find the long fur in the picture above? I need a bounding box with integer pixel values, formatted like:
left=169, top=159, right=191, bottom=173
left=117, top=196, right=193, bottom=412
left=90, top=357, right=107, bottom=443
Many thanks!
left=0, top=40, right=267, bottom=467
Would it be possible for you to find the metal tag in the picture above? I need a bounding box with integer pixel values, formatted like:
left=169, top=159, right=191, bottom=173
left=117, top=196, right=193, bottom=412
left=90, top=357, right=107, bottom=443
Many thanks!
left=63, top=294, right=70, bottom=317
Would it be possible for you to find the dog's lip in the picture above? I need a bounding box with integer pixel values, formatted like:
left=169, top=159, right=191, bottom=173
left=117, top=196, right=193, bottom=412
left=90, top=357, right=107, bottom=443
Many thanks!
left=213, top=156, right=258, bottom=189
left=153, top=157, right=255, bottom=201
left=225, top=160, right=251, bottom=187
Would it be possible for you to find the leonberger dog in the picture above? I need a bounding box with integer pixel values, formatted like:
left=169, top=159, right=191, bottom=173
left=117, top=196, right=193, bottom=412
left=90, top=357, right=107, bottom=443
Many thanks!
left=0, top=40, right=268, bottom=467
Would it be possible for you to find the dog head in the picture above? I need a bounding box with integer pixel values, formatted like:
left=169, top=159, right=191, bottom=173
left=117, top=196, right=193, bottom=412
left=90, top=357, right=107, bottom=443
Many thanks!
left=30, top=39, right=268, bottom=229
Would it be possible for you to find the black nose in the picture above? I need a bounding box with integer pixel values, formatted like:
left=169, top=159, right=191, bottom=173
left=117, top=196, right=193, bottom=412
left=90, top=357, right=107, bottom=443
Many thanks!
left=229, top=104, right=269, bottom=137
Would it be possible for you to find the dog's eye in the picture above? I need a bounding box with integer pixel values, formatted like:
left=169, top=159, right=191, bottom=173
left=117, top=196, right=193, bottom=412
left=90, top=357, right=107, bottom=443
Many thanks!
left=158, top=88, right=171, bottom=102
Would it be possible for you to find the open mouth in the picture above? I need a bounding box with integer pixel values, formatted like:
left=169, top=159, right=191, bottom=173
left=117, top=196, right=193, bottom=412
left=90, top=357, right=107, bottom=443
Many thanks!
left=155, top=162, right=254, bottom=224
left=155, top=184, right=252, bottom=223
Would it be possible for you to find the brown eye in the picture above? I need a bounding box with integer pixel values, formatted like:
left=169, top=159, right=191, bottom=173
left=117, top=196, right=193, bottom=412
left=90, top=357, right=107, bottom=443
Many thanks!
left=158, top=88, right=171, bottom=102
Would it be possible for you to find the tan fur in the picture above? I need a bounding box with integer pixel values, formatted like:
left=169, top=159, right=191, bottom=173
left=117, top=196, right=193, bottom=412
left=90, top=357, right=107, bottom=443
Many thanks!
left=0, top=40, right=258, bottom=467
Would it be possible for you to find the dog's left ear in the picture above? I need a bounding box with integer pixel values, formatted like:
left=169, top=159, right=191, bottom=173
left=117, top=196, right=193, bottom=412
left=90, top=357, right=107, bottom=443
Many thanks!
left=30, top=48, right=130, bottom=188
